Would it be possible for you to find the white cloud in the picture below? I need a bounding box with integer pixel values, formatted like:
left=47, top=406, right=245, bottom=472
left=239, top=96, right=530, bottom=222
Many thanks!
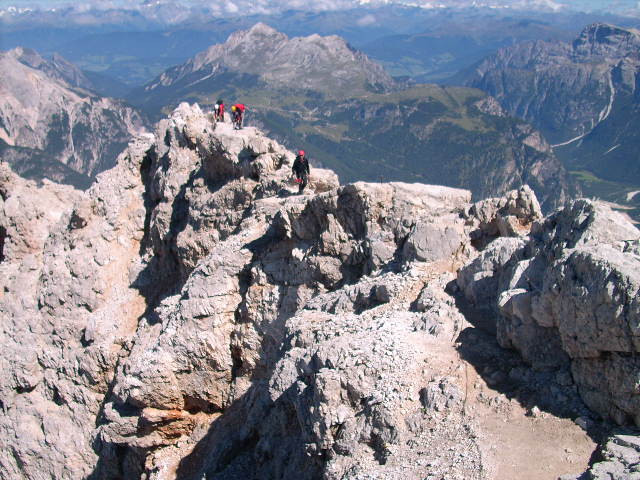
left=224, top=0, right=239, bottom=13
left=4, top=0, right=639, bottom=19
left=356, top=13, right=377, bottom=25
left=521, top=0, right=566, bottom=11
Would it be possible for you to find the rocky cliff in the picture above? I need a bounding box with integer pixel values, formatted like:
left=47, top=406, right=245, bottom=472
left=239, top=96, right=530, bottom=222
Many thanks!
left=459, top=198, right=640, bottom=425
left=458, top=23, right=640, bottom=203
left=0, top=47, right=148, bottom=188
left=460, top=23, right=640, bottom=146
left=1, top=103, right=639, bottom=479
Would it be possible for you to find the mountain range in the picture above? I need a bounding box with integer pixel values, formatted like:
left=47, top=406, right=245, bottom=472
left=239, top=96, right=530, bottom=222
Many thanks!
left=458, top=22, right=640, bottom=215
left=129, top=23, right=574, bottom=212
left=0, top=47, right=148, bottom=188
left=8, top=19, right=640, bottom=216
left=3, top=5, right=637, bottom=90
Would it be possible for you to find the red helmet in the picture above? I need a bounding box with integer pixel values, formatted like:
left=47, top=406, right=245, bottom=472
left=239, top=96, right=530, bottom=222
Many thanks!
left=298, top=150, right=305, bottom=156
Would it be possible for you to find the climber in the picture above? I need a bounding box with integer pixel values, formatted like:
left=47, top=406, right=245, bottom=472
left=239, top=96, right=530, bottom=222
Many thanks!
left=215, top=99, right=225, bottom=122
left=231, top=105, right=237, bottom=128
left=292, top=150, right=310, bottom=194
left=232, top=103, right=245, bottom=129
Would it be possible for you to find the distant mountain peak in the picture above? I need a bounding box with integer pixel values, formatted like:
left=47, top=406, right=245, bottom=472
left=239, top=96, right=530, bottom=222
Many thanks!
left=573, top=23, right=640, bottom=59
left=581, top=22, right=640, bottom=38
left=0, top=47, right=147, bottom=186
left=223, top=21, right=288, bottom=46
left=246, top=21, right=282, bottom=36
left=7, top=46, right=43, bottom=65
left=146, top=23, right=395, bottom=98
left=4, top=46, right=94, bottom=91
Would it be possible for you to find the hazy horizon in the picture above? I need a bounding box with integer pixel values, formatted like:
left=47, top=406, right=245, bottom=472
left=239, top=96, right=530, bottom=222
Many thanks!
left=1, top=0, right=639, bottom=17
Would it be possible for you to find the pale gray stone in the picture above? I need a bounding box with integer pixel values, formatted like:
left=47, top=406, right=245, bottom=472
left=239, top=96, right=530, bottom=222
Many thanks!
left=4, top=101, right=640, bottom=480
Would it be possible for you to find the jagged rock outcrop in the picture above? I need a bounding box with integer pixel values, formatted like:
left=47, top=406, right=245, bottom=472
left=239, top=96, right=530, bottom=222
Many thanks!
left=95, top=104, right=479, bottom=478
left=582, top=429, right=640, bottom=480
left=458, top=197, right=640, bottom=426
left=0, top=47, right=148, bottom=188
left=2, top=102, right=635, bottom=480
left=0, top=103, right=340, bottom=478
left=0, top=130, right=153, bottom=478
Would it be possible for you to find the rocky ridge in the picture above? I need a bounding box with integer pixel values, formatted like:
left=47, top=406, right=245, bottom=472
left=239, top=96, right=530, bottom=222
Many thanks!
left=0, top=47, right=148, bottom=188
left=1, top=103, right=639, bottom=479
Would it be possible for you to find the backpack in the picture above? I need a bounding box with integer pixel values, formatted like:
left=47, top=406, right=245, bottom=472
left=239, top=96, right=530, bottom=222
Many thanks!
left=236, top=103, right=245, bottom=112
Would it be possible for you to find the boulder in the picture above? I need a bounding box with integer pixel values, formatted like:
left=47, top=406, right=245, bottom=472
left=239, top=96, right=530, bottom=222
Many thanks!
left=459, top=195, right=640, bottom=426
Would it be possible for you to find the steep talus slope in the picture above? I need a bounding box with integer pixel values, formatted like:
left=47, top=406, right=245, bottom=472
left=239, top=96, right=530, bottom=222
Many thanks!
left=1, top=103, right=639, bottom=479
left=0, top=47, right=148, bottom=188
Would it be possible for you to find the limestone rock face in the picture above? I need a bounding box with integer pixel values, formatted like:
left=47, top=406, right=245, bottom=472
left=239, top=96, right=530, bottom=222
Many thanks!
left=2, top=102, right=637, bottom=480
left=94, top=105, right=475, bottom=478
left=0, top=133, right=151, bottom=478
left=584, top=430, right=640, bottom=480
left=459, top=197, right=640, bottom=425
